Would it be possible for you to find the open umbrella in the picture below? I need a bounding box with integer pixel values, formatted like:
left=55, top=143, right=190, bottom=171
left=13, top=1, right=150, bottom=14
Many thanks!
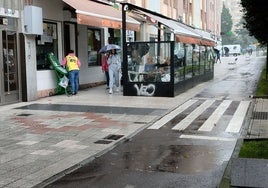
left=99, top=44, right=121, bottom=53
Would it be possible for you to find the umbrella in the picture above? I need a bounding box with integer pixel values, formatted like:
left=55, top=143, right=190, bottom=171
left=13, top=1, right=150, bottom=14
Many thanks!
left=99, top=44, right=121, bottom=53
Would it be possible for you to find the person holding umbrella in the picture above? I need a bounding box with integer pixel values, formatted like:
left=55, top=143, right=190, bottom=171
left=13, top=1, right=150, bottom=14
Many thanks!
left=107, top=48, right=121, bottom=94
left=214, top=48, right=221, bottom=63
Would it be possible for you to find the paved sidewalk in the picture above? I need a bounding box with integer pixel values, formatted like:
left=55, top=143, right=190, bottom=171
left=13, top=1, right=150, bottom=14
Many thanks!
left=219, top=97, right=268, bottom=188
left=247, top=98, right=268, bottom=138
left=0, top=83, right=206, bottom=188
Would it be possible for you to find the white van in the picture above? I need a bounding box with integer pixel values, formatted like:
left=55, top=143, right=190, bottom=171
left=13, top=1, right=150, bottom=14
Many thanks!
left=222, top=44, right=241, bottom=56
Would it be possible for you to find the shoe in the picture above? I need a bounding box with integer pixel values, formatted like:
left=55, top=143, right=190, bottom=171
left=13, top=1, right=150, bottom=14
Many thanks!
left=116, top=87, right=120, bottom=92
left=109, top=89, right=113, bottom=94
left=106, top=86, right=110, bottom=90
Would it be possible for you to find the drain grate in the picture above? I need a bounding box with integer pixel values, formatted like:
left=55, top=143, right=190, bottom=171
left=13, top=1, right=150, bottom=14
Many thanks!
left=253, top=112, right=268, bottom=120
left=17, top=113, right=33, bottom=117
left=103, top=134, right=124, bottom=140
left=94, top=134, right=124, bottom=144
left=94, top=140, right=113, bottom=144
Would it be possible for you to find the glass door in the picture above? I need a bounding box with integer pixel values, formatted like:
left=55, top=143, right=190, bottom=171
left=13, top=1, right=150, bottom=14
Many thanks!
left=1, top=29, right=20, bottom=104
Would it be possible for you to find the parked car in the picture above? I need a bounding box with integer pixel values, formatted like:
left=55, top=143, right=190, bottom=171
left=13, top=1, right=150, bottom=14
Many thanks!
left=222, top=44, right=241, bottom=56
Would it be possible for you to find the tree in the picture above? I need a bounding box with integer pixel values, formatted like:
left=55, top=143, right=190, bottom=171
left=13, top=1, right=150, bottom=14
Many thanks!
left=240, top=0, right=268, bottom=46
left=240, top=0, right=268, bottom=78
left=234, top=18, right=257, bottom=49
left=221, top=3, right=235, bottom=44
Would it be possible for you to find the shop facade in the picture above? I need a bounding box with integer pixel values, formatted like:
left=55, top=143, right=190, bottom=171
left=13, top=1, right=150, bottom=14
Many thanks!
left=0, top=0, right=140, bottom=105
left=30, top=0, right=140, bottom=100
left=0, top=0, right=216, bottom=105
left=0, top=0, right=22, bottom=105
left=121, top=3, right=215, bottom=97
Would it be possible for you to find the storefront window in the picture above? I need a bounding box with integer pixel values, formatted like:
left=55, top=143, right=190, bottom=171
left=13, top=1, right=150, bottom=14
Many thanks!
left=127, top=42, right=172, bottom=83
left=108, top=28, right=121, bottom=45
left=184, top=44, right=193, bottom=79
left=36, top=21, right=58, bottom=70
left=87, top=28, right=101, bottom=66
left=193, top=44, right=200, bottom=76
left=199, top=46, right=206, bottom=75
left=205, top=46, right=214, bottom=71
left=174, top=42, right=185, bottom=83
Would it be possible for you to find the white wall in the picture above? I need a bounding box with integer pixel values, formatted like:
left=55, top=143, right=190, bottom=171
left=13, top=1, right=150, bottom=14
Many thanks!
left=77, top=24, right=104, bottom=84
left=36, top=70, right=57, bottom=90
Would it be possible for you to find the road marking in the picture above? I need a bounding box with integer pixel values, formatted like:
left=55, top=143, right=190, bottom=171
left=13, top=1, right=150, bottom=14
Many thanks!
left=147, top=99, right=198, bottom=129
left=172, top=99, right=215, bottom=131
left=198, top=100, right=232, bottom=132
left=225, top=101, right=251, bottom=133
left=180, top=134, right=236, bottom=142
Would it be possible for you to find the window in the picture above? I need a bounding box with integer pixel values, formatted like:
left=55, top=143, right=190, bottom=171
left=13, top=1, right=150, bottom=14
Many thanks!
left=174, top=42, right=185, bottom=83
left=36, top=21, right=58, bottom=70
left=127, top=41, right=171, bottom=83
left=87, top=28, right=101, bottom=66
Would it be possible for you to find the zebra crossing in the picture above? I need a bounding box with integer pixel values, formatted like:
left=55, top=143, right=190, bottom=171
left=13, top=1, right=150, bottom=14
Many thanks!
left=148, top=99, right=251, bottom=133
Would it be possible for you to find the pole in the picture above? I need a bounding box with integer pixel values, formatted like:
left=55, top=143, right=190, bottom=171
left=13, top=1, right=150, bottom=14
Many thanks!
left=122, top=3, right=127, bottom=94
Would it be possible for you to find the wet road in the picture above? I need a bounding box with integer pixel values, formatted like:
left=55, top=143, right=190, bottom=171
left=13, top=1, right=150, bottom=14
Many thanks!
left=46, top=55, right=265, bottom=188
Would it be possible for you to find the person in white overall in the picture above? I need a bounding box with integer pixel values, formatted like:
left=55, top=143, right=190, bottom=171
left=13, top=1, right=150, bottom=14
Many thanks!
left=107, top=49, right=121, bottom=94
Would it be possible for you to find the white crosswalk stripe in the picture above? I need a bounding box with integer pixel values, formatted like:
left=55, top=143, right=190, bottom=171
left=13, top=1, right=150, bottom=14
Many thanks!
left=180, top=134, right=236, bottom=142
left=147, top=99, right=198, bottom=129
left=198, top=100, right=232, bottom=132
left=172, top=99, right=215, bottom=130
left=225, top=101, right=251, bottom=133
left=148, top=99, right=251, bottom=133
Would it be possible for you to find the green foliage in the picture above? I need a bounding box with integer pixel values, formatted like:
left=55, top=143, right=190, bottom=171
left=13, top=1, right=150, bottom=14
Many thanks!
left=221, top=4, right=233, bottom=34
left=234, top=18, right=258, bottom=49
left=239, top=139, right=268, bottom=159
left=256, top=66, right=268, bottom=96
left=221, top=3, right=234, bottom=45
left=240, top=0, right=268, bottom=45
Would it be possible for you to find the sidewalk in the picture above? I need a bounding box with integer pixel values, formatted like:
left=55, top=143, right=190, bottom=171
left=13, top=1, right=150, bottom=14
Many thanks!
left=1, top=68, right=267, bottom=188
left=247, top=97, right=268, bottom=138
left=0, top=83, right=206, bottom=188
left=234, top=97, right=268, bottom=188
left=220, top=97, right=268, bottom=188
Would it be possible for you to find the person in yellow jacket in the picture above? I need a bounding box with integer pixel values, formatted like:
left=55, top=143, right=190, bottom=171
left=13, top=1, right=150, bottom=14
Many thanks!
left=61, top=50, right=81, bottom=95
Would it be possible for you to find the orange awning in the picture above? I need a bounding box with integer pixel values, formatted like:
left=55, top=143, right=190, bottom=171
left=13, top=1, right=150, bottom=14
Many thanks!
left=200, top=39, right=215, bottom=46
left=63, top=0, right=140, bottom=31
left=176, top=35, right=201, bottom=44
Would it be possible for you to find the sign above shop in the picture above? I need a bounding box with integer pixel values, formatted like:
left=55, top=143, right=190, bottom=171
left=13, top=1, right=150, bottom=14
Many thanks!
left=0, top=8, right=19, bottom=18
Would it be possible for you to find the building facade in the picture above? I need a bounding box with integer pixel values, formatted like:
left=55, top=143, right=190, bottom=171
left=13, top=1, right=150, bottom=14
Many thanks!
left=0, top=0, right=221, bottom=105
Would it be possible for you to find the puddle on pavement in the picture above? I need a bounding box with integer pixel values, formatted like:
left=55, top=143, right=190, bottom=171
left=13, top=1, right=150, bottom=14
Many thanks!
left=106, top=144, right=228, bottom=174
left=156, top=145, right=217, bottom=174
